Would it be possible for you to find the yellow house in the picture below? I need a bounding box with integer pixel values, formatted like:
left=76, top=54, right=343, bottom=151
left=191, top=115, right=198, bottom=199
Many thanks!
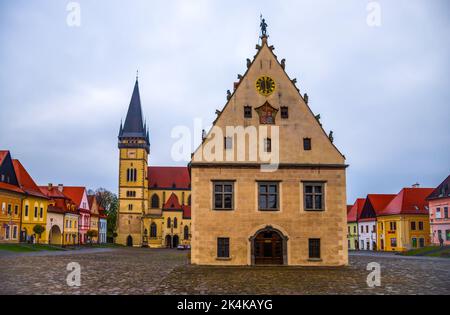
left=0, top=151, right=24, bottom=243
left=377, top=187, right=434, bottom=252
left=13, top=160, right=49, bottom=243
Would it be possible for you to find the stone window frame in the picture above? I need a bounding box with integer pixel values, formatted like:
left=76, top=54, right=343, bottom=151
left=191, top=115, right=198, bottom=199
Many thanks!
left=303, top=138, right=312, bottom=151
left=308, top=238, right=321, bottom=260
left=212, top=181, right=235, bottom=211
left=257, top=181, right=280, bottom=211
left=280, top=106, right=289, bottom=119
left=244, top=106, right=252, bottom=119
left=302, top=181, right=326, bottom=212
left=217, top=237, right=230, bottom=259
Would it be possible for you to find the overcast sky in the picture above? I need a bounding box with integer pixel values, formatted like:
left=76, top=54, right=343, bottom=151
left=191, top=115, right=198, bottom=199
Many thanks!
left=0, top=0, right=449, bottom=203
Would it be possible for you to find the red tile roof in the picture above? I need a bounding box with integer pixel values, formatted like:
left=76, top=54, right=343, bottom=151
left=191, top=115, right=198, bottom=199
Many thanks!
left=63, top=186, right=87, bottom=209
left=12, top=160, right=48, bottom=199
left=182, top=205, right=191, bottom=219
left=148, top=167, right=190, bottom=190
left=39, top=186, right=67, bottom=199
left=0, top=182, right=24, bottom=194
left=427, top=175, right=450, bottom=201
left=347, top=198, right=366, bottom=222
left=0, top=150, right=9, bottom=166
left=162, top=193, right=182, bottom=210
left=380, top=188, right=434, bottom=216
left=367, top=194, right=397, bottom=214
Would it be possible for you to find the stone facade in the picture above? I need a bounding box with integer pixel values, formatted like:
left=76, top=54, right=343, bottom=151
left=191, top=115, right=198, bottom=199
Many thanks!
left=190, top=35, right=348, bottom=266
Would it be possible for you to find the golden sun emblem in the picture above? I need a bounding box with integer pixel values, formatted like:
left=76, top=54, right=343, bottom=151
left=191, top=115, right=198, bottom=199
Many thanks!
left=256, top=76, right=276, bottom=97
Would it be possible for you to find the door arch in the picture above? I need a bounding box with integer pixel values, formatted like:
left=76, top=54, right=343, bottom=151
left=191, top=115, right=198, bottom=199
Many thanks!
left=49, top=225, right=62, bottom=245
left=249, top=226, right=288, bottom=265
left=126, top=235, right=133, bottom=247
left=165, top=235, right=172, bottom=248
left=173, top=235, right=179, bottom=248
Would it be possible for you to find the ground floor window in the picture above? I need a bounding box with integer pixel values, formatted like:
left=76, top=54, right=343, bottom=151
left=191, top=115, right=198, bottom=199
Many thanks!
left=391, top=238, right=397, bottom=248
left=217, top=238, right=230, bottom=258
left=150, top=223, right=157, bottom=238
left=419, top=238, right=425, bottom=248
left=12, top=226, right=17, bottom=239
left=446, top=230, right=450, bottom=241
left=5, top=225, right=10, bottom=239
left=308, top=239, right=321, bottom=259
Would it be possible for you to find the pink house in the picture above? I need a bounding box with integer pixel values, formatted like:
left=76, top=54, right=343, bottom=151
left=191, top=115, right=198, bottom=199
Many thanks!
left=63, top=186, right=91, bottom=245
left=427, top=175, right=450, bottom=246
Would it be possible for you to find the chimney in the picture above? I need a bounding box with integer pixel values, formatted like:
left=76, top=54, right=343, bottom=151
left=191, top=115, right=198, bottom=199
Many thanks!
left=412, top=183, right=420, bottom=188
left=48, top=183, right=53, bottom=190
left=58, top=184, right=64, bottom=192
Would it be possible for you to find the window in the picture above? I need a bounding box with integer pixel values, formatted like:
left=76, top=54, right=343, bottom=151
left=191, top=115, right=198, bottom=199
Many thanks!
left=411, top=221, right=416, bottom=231
left=353, top=226, right=356, bottom=234
left=167, top=217, right=171, bottom=228
left=128, top=204, right=133, bottom=211
left=436, top=208, right=441, bottom=219
left=224, top=137, right=233, bottom=150
left=446, top=230, right=450, bottom=241
left=213, top=182, right=234, bottom=210
left=184, top=225, right=189, bottom=240
left=34, top=207, right=38, bottom=218
left=391, top=238, right=397, bottom=248
left=303, top=138, right=312, bottom=151
left=309, top=239, right=321, bottom=259
left=126, top=168, right=137, bottom=182
left=188, top=195, right=191, bottom=206
left=380, top=222, right=384, bottom=231
left=25, top=205, right=29, bottom=217
left=445, top=207, right=449, bottom=219
left=419, top=238, right=425, bottom=248
left=281, top=106, right=289, bottom=119
left=151, top=194, right=160, bottom=208
left=217, top=238, right=230, bottom=258
left=365, top=226, right=369, bottom=233
left=174, top=217, right=178, bottom=228
left=14, top=205, right=18, bottom=215
left=258, top=182, right=279, bottom=211
left=390, top=222, right=397, bottom=231
left=244, top=106, right=252, bottom=118
left=13, top=226, right=17, bottom=239
left=304, top=182, right=325, bottom=211
left=126, top=191, right=136, bottom=198
left=5, top=225, right=10, bottom=239
left=372, top=225, right=376, bottom=233
left=264, top=138, right=272, bottom=153
left=418, top=221, right=424, bottom=231
left=7, top=204, right=11, bottom=215
left=1, top=202, right=5, bottom=213
left=40, top=208, right=43, bottom=218
left=150, top=223, right=157, bottom=238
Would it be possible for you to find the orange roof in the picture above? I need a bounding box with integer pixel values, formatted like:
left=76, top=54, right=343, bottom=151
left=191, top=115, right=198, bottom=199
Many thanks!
left=0, top=181, right=24, bottom=194
left=347, top=198, right=365, bottom=222
left=163, top=193, right=182, bottom=210
left=358, top=194, right=396, bottom=220
left=0, top=150, right=9, bottom=166
left=39, top=186, right=67, bottom=199
left=148, top=167, right=190, bottom=190
left=63, top=186, right=87, bottom=209
left=12, top=160, right=47, bottom=199
left=380, top=188, right=434, bottom=216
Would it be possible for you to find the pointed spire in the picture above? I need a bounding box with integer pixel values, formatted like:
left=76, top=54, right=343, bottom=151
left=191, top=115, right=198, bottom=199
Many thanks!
left=122, top=78, right=145, bottom=137
left=118, top=119, right=123, bottom=137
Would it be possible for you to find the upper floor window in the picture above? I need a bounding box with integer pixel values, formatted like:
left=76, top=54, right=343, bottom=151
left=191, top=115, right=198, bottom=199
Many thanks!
left=128, top=204, right=133, bottom=211
left=258, top=182, right=279, bottom=211
left=444, top=207, right=449, bottom=219
left=436, top=207, right=441, bottom=219
left=25, top=205, right=29, bottom=217
left=418, top=221, right=424, bottom=231
left=126, top=191, right=136, bottom=198
left=280, top=106, right=289, bottom=119
left=167, top=217, right=171, bottom=228
left=390, top=222, right=397, bottom=231
left=14, top=205, right=18, bottom=215
left=174, top=217, right=178, bottom=229
left=244, top=106, right=252, bottom=118
left=34, top=207, right=38, bottom=218
left=303, top=182, right=325, bottom=211
left=151, top=194, right=160, bottom=208
left=40, top=208, right=43, bottom=218
left=7, top=204, right=11, bottom=215
left=303, top=138, right=312, bottom=151
left=126, top=168, right=137, bottom=182
left=411, top=221, right=416, bottom=231
left=213, top=182, right=234, bottom=210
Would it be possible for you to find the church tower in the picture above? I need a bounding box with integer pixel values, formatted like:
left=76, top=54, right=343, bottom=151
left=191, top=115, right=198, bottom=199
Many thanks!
left=117, top=77, right=150, bottom=247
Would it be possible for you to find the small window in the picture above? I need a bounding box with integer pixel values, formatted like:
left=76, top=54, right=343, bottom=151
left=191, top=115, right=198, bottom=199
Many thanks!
left=151, top=194, right=160, bottom=208
left=303, top=182, right=325, bottom=211
left=281, top=106, right=289, bottom=119
left=40, top=208, right=43, bottom=218
left=418, top=221, right=424, bottom=231
left=391, top=238, right=397, bottom=248
left=213, top=182, right=234, bottom=210
left=264, top=138, right=272, bottom=153
left=217, top=238, right=230, bottom=258
left=174, top=217, right=178, bottom=228
left=184, top=225, right=189, bottom=240
left=411, top=222, right=416, bottom=231
left=309, top=239, right=321, bottom=259
left=7, top=204, right=11, bottom=215
left=34, top=207, right=38, bottom=218
left=244, top=106, right=252, bottom=118
left=224, top=137, right=233, bottom=150
left=303, top=138, right=312, bottom=151
left=258, top=182, right=279, bottom=211
left=128, top=204, right=133, bottom=211
left=150, top=222, right=157, bottom=238
left=167, top=217, right=171, bottom=228
left=25, top=205, right=29, bottom=217
left=14, top=205, right=18, bottom=215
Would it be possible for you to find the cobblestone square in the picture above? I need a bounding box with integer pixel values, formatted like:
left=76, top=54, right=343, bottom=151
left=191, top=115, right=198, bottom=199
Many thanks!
left=0, top=248, right=448, bottom=295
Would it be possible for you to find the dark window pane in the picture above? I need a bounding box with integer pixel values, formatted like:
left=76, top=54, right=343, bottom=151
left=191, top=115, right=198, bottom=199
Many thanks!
left=314, top=186, right=322, bottom=194
left=268, top=185, right=277, bottom=194
left=259, top=185, right=267, bottom=194
left=224, top=194, right=232, bottom=208
left=305, top=186, right=313, bottom=194
left=215, top=194, right=223, bottom=208
left=259, top=195, right=267, bottom=209
left=305, top=195, right=313, bottom=209
left=268, top=195, right=277, bottom=209
left=224, top=185, right=232, bottom=193
left=314, top=195, right=323, bottom=209
left=304, top=138, right=312, bottom=151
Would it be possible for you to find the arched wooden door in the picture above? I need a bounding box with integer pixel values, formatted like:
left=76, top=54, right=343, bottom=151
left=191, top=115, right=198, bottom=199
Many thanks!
left=254, top=230, right=284, bottom=265
left=165, top=235, right=172, bottom=248
left=126, top=235, right=133, bottom=247
left=173, top=235, right=179, bottom=248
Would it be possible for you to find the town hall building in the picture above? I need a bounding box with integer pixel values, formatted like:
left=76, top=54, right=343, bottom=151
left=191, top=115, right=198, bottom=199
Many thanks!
left=190, top=26, right=348, bottom=266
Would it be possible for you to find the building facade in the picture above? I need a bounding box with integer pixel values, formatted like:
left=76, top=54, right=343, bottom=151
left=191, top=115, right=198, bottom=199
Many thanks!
left=63, top=187, right=90, bottom=244
left=190, top=33, right=348, bottom=266
left=377, top=188, right=433, bottom=252
left=347, top=198, right=365, bottom=250
left=427, top=175, right=450, bottom=246
left=116, top=79, right=192, bottom=248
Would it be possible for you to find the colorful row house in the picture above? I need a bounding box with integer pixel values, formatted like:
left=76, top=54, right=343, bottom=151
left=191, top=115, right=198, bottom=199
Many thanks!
left=347, top=199, right=365, bottom=250
left=0, top=150, right=107, bottom=245
left=427, top=175, right=450, bottom=246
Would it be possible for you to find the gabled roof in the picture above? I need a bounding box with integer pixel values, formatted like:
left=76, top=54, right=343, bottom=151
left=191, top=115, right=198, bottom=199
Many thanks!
left=359, top=195, right=396, bottom=221
left=0, top=182, right=24, bottom=194
left=12, top=160, right=47, bottom=199
left=162, top=193, right=182, bottom=210
left=347, top=198, right=366, bottom=222
left=0, top=150, right=8, bottom=166
left=380, top=188, right=434, bottom=216
left=39, top=186, right=67, bottom=199
left=427, top=175, right=450, bottom=201
left=149, top=166, right=190, bottom=190
left=63, top=186, right=88, bottom=209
